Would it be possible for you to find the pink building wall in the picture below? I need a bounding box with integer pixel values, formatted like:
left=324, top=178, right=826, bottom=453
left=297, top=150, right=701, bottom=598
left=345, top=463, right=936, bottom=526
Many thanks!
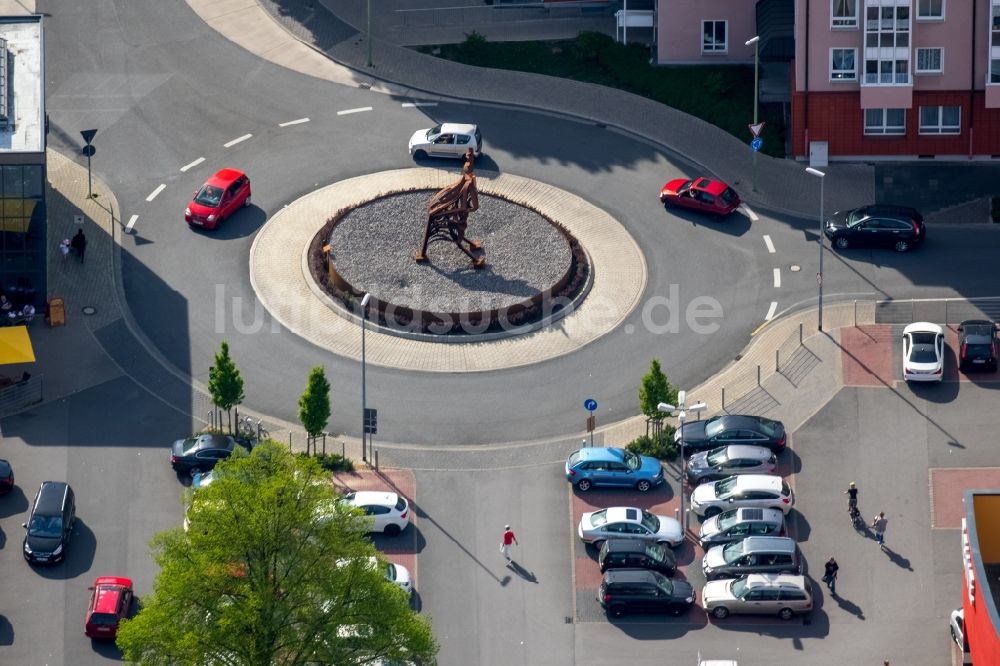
left=656, top=0, right=756, bottom=64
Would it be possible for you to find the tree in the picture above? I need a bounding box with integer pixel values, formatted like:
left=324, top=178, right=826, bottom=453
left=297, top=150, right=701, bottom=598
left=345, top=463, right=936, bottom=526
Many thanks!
left=638, top=358, right=677, bottom=421
left=116, top=442, right=437, bottom=666
left=208, top=341, right=245, bottom=434
left=299, top=366, right=331, bottom=454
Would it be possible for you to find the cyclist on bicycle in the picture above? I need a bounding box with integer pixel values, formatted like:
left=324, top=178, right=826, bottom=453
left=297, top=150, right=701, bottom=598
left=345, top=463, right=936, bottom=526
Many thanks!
left=845, top=482, right=858, bottom=513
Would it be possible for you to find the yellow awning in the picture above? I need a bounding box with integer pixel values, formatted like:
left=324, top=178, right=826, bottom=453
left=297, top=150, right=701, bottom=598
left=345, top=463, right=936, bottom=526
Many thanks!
left=0, top=326, right=35, bottom=364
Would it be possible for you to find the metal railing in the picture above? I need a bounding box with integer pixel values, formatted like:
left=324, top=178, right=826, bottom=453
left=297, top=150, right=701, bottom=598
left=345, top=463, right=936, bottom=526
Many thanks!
left=0, top=373, right=42, bottom=417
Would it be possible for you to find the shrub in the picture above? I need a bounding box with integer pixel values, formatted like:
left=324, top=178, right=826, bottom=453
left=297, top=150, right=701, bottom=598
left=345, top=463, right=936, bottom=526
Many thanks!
left=461, top=30, right=488, bottom=60
left=296, top=451, right=355, bottom=472
left=992, top=196, right=1000, bottom=223
left=571, top=31, right=613, bottom=62
left=626, top=430, right=677, bottom=461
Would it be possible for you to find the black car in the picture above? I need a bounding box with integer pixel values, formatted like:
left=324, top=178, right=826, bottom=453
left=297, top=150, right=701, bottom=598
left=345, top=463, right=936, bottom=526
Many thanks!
left=598, top=569, right=695, bottom=618
left=170, top=433, right=247, bottom=474
left=675, top=415, right=786, bottom=457
left=824, top=204, right=925, bottom=253
left=23, top=481, right=76, bottom=564
left=598, top=539, right=677, bottom=576
left=958, top=320, right=998, bottom=372
left=0, top=458, right=13, bottom=494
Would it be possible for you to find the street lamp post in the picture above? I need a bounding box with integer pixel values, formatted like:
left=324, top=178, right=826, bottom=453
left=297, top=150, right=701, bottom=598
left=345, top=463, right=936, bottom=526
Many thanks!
left=658, top=392, right=707, bottom=532
left=367, top=0, right=374, bottom=67
left=805, top=167, right=826, bottom=331
left=360, top=293, right=371, bottom=461
left=745, top=36, right=760, bottom=192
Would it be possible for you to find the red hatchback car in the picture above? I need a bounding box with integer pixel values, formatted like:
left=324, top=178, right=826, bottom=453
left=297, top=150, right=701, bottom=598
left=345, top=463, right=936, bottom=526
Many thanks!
left=660, top=177, right=741, bottom=216
left=185, top=168, right=252, bottom=230
left=84, top=576, right=133, bottom=639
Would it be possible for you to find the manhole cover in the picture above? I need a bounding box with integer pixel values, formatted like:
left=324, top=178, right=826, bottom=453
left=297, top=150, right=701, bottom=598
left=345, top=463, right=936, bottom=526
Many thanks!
left=82, top=306, right=97, bottom=316
left=790, top=264, right=801, bottom=272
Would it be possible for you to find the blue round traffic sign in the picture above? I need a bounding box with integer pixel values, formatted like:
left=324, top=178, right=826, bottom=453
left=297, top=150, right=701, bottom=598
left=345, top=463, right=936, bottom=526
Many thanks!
left=584, top=398, right=598, bottom=412
left=751, top=137, right=763, bottom=152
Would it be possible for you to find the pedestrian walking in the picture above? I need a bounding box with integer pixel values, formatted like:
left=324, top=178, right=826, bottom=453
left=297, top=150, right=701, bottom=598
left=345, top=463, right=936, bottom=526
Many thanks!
left=822, top=556, right=839, bottom=595
left=872, top=512, right=888, bottom=549
left=500, top=525, right=518, bottom=562
left=71, top=228, right=87, bottom=264
left=59, top=238, right=70, bottom=263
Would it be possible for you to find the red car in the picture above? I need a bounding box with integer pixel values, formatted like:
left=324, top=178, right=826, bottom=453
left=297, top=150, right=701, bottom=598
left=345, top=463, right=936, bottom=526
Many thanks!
left=0, top=459, right=12, bottom=493
left=185, top=168, right=252, bottom=230
left=660, top=177, right=741, bottom=216
left=84, top=576, right=133, bottom=639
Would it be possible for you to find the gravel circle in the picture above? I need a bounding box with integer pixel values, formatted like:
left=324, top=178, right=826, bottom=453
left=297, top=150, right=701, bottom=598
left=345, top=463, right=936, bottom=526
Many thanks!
left=327, top=191, right=572, bottom=312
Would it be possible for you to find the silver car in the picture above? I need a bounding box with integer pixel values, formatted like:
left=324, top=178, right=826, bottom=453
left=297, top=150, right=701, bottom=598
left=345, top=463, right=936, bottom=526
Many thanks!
left=577, top=506, right=683, bottom=548
left=686, top=445, right=777, bottom=486
left=408, top=123, right=482, bottom=159
left=702, top=573, right=813, bottom=620
left=689, top=474, right=795, bottom=517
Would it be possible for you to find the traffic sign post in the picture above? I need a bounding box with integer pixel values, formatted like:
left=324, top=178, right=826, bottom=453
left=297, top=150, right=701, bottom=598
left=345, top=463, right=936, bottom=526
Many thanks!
left=80, top=129, right=98, bottom=199
left=751, top=137, right=763, bottom=152
left=584, top=398, right=598, bottom=447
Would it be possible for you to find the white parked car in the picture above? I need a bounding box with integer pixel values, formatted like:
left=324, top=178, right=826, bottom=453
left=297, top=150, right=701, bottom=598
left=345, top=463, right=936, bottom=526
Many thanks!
left=337, top=556, right=412, bottom=594
left=408, top=123, right=482, bottom=159
left=950, top=608, right=967, bottom=652
left=689, top=474, right=794, bottom=517
left=340, top=491, right=410, bottom=536
left=577, top=506, right=684, bottom=548
left=902, top=322, right=944, bottom=382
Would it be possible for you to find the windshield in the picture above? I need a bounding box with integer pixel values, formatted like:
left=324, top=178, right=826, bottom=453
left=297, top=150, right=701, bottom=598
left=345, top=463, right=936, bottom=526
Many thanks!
left=704, top=416, right=725, bottom=438
left=194, top=185, right=223, bottom=208
left=720, top=187, right=737, bottom=203
left=846, top=210, right=865, bottom=227
left=589, top=510, right=608, bottom=528
left=645, top=543, right=666, bottom=562
left=676, top=179, right=693, bottom=192
left=180, top=437, right=203, bottom=455
left=623, top=449, right=640, bottom=470
left=716, top=510, right=739, bottom=530
left=385, top=563, right=396, bottom=581
left=427, top=124, right=442, bottom=139
left=705, top=447, right=729, bottom=466
left=722, top=541, right=746, bottom=563
left=714, top=476, right=738, bottom=498
left=731, top=577, right=749, bottom=598
left=28, top=514, right=62, bottom=538
left=640, top=510, right=660, bottom=533
left=652, top=571, right=673, bottom=595
left=87, top=612, right=119, bottom=626
left=910, top=347, right=938, bottom=363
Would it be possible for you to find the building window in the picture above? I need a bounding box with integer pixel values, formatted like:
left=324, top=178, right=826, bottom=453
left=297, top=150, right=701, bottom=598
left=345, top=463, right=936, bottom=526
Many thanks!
left=864, top=108, right=906, bottom=135
left=702, top=20, right=727, bottom=53
left=915, top=47, right=943, bottom=73
left=919, top=106, right=961, bottom=134
left=831, top=48, right=858, bottom=80
left=832, top=0, right=859, bottom=28
left=864, top=1, right=911, bottom=85
left=917, top=0, right=944, bottom=19
left=992, top=1, right=1000, bottom=83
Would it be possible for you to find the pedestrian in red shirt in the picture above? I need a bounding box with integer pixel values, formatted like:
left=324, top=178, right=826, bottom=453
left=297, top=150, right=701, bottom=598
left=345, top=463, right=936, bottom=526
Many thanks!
left=500, top=525, right=518, bottom=562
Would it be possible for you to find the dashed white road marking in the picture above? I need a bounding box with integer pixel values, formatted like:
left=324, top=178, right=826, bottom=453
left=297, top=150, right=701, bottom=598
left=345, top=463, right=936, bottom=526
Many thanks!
left=337, top=107, right=373, bottom=116
left=279, top=117, right=310, bottom=127
left=763, top=234, right=775, bottom=253
left=743, top=205, right=759, bottom=222
left=145, top=184, right=166, bottom=202
left=401, top=102, right=438, bottom=108
left=179, top=157, right=205, bottom=172
left=765, top=301, right=778, bottom=321
left=125, top=215, right=139, bottom=232
left=224, top=133, right=252, bottom=147
left=773, top=268, right=781, bottom=288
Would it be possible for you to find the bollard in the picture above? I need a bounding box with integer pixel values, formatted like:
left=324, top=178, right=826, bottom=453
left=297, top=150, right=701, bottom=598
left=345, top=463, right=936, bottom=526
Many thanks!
left=799, top=322, right=803, bottom=345
left=288, top=431, right=292, bottom=452
left=721, top=387, right=726, bottom=410
left=776, top=349, right=780, bottom=372
left=757, top=364, right=761, bottom=386
left=374, top=449, right=379, bottom=471
left=853, top=300, right=858, bottom=328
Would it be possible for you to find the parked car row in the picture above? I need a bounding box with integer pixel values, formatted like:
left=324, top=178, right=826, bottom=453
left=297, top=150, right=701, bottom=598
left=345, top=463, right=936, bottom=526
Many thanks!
left=902, top=319, right=999, bottom=382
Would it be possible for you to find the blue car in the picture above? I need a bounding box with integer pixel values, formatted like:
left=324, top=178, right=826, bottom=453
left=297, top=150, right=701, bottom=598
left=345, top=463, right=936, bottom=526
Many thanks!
left=565, top=447, right=664, bottom=492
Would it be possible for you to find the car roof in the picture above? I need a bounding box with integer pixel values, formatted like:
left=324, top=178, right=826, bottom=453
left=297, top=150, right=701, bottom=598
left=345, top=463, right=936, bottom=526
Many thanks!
left=604, top=538, right=648, bottom=553
left=193, top=434, right=235, bottom=450
left=744, top=573, right=806, bottom=589
left=734, top=475, right=783, bottom=491
left=575, top=447, right=625, bottom=462
left=603, top=569, right=657, bottom=583
left=715, top=445, right=773, bottom=460
left=35, top=481, right=69, bottom=514
left=695, top=178, right=729, bottom=195
left=732, top=507, right=784, bottom=522
left=438, top=123, right=478, bottom=135
left=347, top=490, right=399, bottom=507
left=903, top=322, right=943, bottom=335
left=207, top=168, right=246, bottom=187
left=740, top=536, right=796, bottom=552
left=604, top=507, right=643, bottom=523
left=857, top=204, right=922, bottom=220
left=92, top=577, right=132, bottom=613
left=712, top=415, right=777, bottom=430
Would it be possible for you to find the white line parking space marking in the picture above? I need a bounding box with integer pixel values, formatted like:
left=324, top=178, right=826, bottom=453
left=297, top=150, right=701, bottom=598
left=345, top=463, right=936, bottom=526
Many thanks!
left=179, top=157, right=205, bottom=172
left=145, top=184, right=166, bottom=202
left=742, top=205, right=759, bottom=222
left=224, top=133, right=253, bottom=148
left=765, top=301, right=778, bottom=321
left=401, top=102, right=438, bottom=108
left=337, top=107, right=373, bottom=116
left=763, top=234, right=775, bottom=253
left=279, top=117, right=310, bottom=127
left=773, top=268, right=781, bottom=288
left=125, top=215, right=138, bottom=232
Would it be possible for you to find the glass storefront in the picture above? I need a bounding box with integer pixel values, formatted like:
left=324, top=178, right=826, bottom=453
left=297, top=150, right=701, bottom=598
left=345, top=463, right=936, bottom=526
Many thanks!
left=0, top=163, right=45, bottom=306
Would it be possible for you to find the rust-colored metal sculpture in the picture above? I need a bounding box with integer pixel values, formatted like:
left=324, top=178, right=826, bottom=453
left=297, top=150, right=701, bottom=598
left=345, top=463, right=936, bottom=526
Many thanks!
left=415, top=148, right=485, bottom=269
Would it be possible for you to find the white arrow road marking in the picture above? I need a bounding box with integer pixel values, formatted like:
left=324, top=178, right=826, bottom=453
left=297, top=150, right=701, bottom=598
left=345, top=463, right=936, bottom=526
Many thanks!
left=224, top=133, right=252, bottom=147
left=145, top=184, right=166, bottom=202
left=125, top=215, right=138, bottom=232
left=337, top=107, right=373, bottom=116
left=773, top=268, right=781, bottom=288
left=278, top=118, right=310, bottom=127
left=765, top=301, right=778, bottom=321
left=179, top=157, right=205, bottom=172
left=763, top=234, right=775, bottom=253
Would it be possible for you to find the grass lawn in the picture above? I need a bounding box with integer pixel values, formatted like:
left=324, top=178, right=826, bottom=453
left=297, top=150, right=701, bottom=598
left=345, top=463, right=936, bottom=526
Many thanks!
left=415, top=32, right=785, bottom=158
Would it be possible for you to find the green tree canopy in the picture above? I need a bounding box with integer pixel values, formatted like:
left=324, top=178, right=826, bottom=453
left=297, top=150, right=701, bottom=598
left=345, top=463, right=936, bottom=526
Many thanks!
left=208, top=341, right=245, bottom=433
left=299, top=366, right=331, bottom=439
left=638, top=358, right=677, bottom=421
left=116, top=441, right=437, bottom=665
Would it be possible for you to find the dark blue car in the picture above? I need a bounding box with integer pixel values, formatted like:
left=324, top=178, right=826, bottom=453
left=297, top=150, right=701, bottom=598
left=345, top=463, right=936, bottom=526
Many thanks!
left=565, top=447, right=664, bottom=492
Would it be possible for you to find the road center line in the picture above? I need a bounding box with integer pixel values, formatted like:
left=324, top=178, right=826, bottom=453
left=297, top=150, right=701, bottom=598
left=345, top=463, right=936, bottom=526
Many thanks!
left=125, top=215, right=138, bottom=232
left=278, top=117, right=310, bottom=127
left=765, top=301, right=778, bottom=321
left=337, top=106, right=373, bottom=116
left=743, top=205, right=759, bottom=222
left=224, top=133, right=253, bottom=148
left=401, top=102, right=438, bottom=108
left=179, top=157, right=205, bottom=172
left=773, top=267, right=781, bottom=288
left=763, top=234, right=775, bottom=253
left=145, top=184, right=166, bottom=202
